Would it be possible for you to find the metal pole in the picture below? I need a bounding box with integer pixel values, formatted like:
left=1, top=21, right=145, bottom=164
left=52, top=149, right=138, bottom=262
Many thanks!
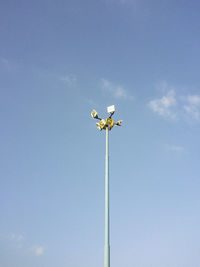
left=104, top=126, right=110, bottom=267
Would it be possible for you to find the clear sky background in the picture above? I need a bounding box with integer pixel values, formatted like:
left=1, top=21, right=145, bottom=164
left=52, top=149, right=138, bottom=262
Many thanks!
left=1, top=0, right=200, bottom=266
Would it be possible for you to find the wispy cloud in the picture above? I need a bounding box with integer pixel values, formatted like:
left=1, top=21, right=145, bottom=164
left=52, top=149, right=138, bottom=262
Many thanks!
left=101, top=78, right=134, bottom=100
left=148, top=89, right=177, bottom=119
left=149, top=82, right=200, bottom=122
left=187, top=95, right=200, bottom=105
left=33, top=246, right=44, bottom=256
left=184, top=95, right=200, bottom=120
left=2, top=233, right=45, bottom=256
left=60, top=74, right=77, bottom=87
left=0, top=233, right=25, bottom=249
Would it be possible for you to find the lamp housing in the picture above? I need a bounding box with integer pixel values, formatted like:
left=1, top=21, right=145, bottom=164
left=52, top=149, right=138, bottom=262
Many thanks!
left=91, top=109, right=98, bottom=119
left=107, top=105, right=115, bottom=114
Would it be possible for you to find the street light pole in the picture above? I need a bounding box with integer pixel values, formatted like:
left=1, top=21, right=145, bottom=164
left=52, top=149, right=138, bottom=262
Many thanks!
left=105, top=126, right=110, bottom=267
left=91, top=105, right=122, bottom=267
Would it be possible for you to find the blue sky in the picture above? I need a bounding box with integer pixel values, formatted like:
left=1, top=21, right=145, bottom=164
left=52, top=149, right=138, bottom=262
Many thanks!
left=1, top=0, right=200, bottom=266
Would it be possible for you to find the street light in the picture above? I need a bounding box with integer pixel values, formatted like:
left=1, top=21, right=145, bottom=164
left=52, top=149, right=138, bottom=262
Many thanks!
left=91, top=105, right=123, bottom=267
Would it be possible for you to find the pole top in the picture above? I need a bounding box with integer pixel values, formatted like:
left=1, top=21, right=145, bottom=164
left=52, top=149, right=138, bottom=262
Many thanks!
left=91, top=105, right=123, bottom=131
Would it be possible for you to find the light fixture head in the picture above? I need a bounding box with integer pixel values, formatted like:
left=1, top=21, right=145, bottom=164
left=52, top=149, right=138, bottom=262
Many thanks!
left=107, top=105, right=115, bottom=114
left=91, top=109, right=98, bottom=119
left=106, top=118, right=114, bottom=127
left=99, top=119, right=106, bottom=129
left=96, top=119, right=106, bottom=130
left=115, top=120, right=123, bottom=126
left=96, top=122, right=102, bottom=130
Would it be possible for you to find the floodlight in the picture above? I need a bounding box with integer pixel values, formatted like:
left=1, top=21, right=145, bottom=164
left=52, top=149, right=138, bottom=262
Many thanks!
left=96, top=119, right=106, bottom=130
left=107, top=105, right=115, bottom=114
left=106, top=118, right=114, bottom=127
left=96, top=122, right=102, bottom=130
left=99, top=119, right=106, bottom=129
left=91, top=105, right=122, bottom=131
left=115, top=120, right=123, bottom=126
left=91, top=109, right=98, bottom=119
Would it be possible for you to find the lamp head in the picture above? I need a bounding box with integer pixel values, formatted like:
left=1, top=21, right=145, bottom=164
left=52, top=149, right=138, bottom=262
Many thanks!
left=107, top=105, right=115, bottom=114
left=115, top=120, right=123, bottom=126
left=96, top=119, right=106, bottom=130
left=96, top=122, right=102, bottom=130
left=91, top=109, right=98, bottom=119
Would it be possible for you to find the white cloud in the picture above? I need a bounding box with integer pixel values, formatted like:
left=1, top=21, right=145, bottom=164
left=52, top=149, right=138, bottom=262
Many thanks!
left=149, top=90, right=177, bottom=119
left=149, top=81, right=200, bottom=123
left=101, top=78, right=133, bottom=100
left=187, top=95, right=200, bottom=105
left=184, top=95, right=200, bottom=120
left=60, top=74, right=77, bottom=86
left=0, top=233, right=25, bottom=249
left=2, top=233, right=45, bottom=255
left=184, top=106, right=200, bottom=120
left=33, top=246, right=44, bottom=256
